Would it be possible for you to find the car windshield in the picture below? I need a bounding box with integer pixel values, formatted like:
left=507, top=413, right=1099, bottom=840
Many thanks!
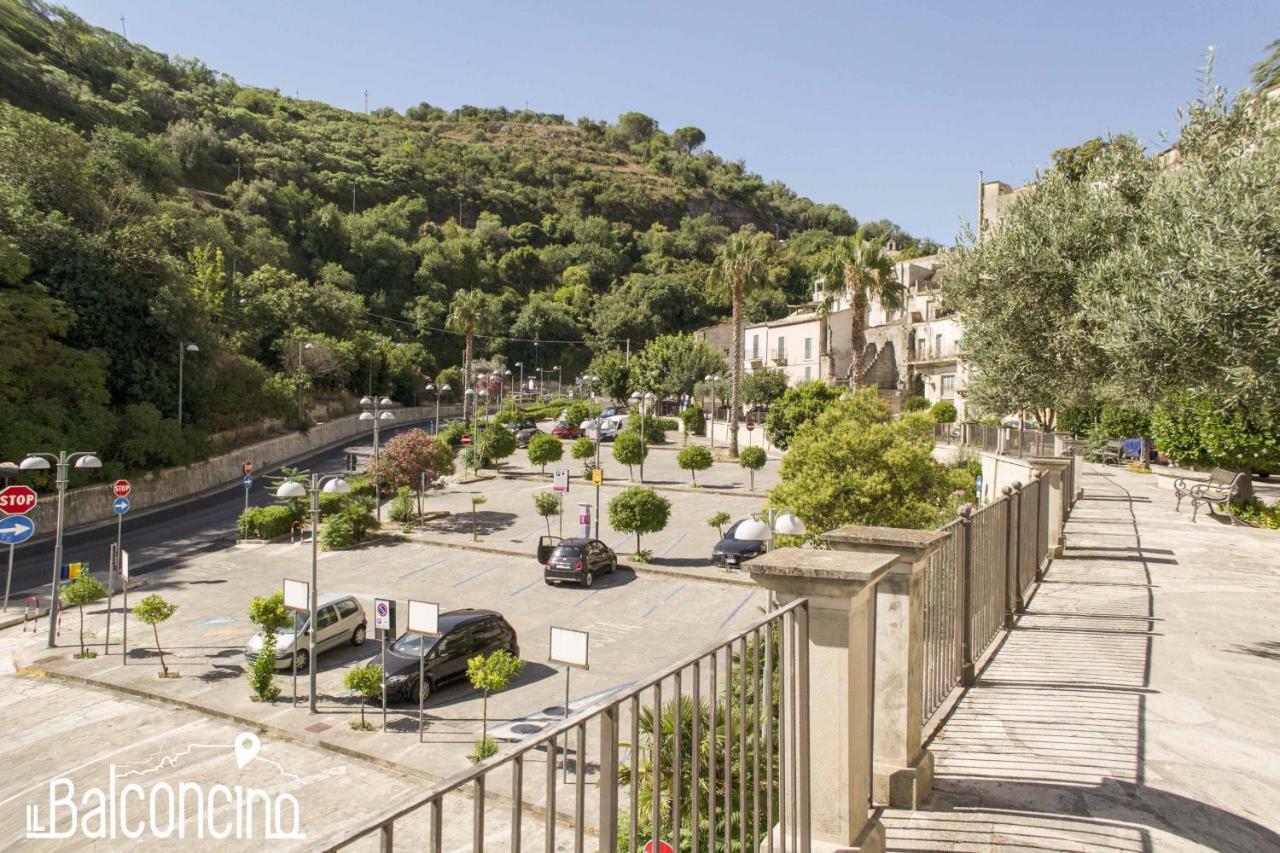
left=553, top=545, right=582, bottom=558
left=278, top=611, right=308, bottom=635
left=392, top=633, right=441, bottom=655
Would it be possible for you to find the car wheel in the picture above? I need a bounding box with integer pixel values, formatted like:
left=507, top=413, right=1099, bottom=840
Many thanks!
left=611, top=559, right=618, bottom=573
left=293, top=649, right=309, bottom=672
left=584, top=571, right=594, bottom=588
left=351, top=624, right=366, bottom=646
left=417, top=679, right=432, bottom=704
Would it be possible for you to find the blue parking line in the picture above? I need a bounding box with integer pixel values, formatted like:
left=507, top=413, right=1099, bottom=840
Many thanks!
left=509, top=577, right=541, bottom=597
left=575, top=589, right=600, bottom=607
left=611, top=536, right=632, bottom=550
left=521, top=526, right=548, bottom=542
left=659, top=533, right=687, bottom=559
left=640, top=581, right=687, bottom=619
left=718, top=591, right=756, bottom=629
left=399, top=554, right=456, bottom=579
left=451, top=561, right=508, bottom=588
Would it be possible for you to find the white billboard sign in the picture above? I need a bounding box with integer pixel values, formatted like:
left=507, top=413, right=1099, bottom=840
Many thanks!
left=282, top=578, right=309, bottom=612
left=407, top=600, right=440, bottom=635
left=549, top=626, right=589, bottom=669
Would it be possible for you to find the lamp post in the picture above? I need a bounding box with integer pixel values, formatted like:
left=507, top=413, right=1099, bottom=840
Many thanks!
left=20, top=451, right=103, bottom=648
left=177, top=342, right=199, bottom=427
left=426, top=383, right=451, bottom=435
left=514, top=362, right=524, bottom=405
left=360, top=396, right=394, bottom=521
left=504, top=369, right=512, bottom=411
left=275, top=473, right=351, bottom=713
left=704, top=373, right=721, bottom=451
left=628, top=389, right=656, bottom=484
left=736, top=508, right=805, bottom=554
left=464, top=389, right=476, bottom=476
left=581, top=374, right=601, bottom=537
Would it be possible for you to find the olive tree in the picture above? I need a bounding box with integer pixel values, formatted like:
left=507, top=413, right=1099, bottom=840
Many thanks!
left=526, top=432, right=563, bottom=474
left=738, top=446, right=766, bottom=490
left=60, top=573, right=107, bottom=659
left=132, top=594, right=179, bottom=677
left=608, top=487, right=671, bottom=559
left=676, top=445, right=713, bottom=485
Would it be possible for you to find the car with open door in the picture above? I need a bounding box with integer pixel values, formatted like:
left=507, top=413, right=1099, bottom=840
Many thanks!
left=539, top=536, right=617, bottom=587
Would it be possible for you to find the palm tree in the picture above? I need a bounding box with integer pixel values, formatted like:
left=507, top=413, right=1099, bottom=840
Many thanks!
left=446, top=289, right=496, bottom=423
left=823, top=228, right=903, bottom=388
left=709, top=226, right=772, bottom=458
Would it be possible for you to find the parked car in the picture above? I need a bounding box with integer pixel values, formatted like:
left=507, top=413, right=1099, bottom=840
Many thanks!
left=599, top=406, right=629, bottom=419
left=380, top=609, right=519, bottom=704
left=505, top=418, right=538, bottom=434
left=244, top=592, right=366, bottom=671
left=515, top=426, right=542, bottom=448
left=598, top=414, right=629, bottom=440
left=539, top=536, right=618, bottom=587
left=711, top=520, right=765, bottom=568
left=552, top=421, right=583, bottom=439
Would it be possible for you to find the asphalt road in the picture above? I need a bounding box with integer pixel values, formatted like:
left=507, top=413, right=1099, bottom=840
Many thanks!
left=1, top=419, right=436, bottom=606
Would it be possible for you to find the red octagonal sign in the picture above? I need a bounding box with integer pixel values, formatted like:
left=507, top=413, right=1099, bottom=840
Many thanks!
left=112, top=479, right=132, bottom=498
left=0, top=484, right=37, bottom=516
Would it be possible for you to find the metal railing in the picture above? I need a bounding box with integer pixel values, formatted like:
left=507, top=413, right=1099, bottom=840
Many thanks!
left=320, top=600, right=811, bottom=852
left=921, top=519, right=963, bottom=723
left=933, top=422, right=1073, bottom=459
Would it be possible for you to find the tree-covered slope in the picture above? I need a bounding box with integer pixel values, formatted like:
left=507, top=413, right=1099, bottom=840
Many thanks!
left=0, top=0, right=933, bottom=475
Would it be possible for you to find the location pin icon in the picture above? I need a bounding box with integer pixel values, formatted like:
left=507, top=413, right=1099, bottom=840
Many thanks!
left=234, top=732, right=261, bottom=769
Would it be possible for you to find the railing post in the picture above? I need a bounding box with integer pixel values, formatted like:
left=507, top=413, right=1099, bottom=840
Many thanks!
left=1011, top=480, right=1026, bottom=614
left=747, top=548, right=894, bottom=851
left=598, top=706, right=619, bottom=852
left=1001, top=486, right=1016, bottom=629
left=957, top=504, right=975, bottom=686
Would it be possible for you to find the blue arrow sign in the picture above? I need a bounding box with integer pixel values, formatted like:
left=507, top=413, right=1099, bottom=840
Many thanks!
left=0, top=514, right=35, bottom=545
left=243, top=474, right=254, bottom=489
left=112, top=496, right=131, bottom=515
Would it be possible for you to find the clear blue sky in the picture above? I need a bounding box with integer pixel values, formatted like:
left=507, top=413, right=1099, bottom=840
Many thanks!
left=66, top=0, right=1278, bottom=243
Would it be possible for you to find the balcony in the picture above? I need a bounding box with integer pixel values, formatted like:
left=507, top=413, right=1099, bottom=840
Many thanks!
left=907, top=344, right=959, bottom=365
left=772, top=355, right=788, bottom=366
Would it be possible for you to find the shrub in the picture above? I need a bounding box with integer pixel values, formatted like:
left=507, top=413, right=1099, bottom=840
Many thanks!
left=1095, top=404, right=1150, bottom=439
left=247, top=592, right=290, bottom=702
left=367, top=428, right=454, bottom=492
left=343, top=663, right=383, bottom=730
left=526, top=432, right=563, bottom=473
left=679, top=405, right=705, bottom=443
left=612, top=431, right=647, bottom=480
left=765, top=381, right=842, bottom=450
left=237, top=503, right=301, bottom=540
left=571, top=436, right=595, bottom=461
left=625, top=414, right=668, bottom=444
left=320, top=499, right=377, bottom=549
left=480, top=421, right=516, bottom=467
left=738, top=446, right=767, bottom=490
left=563, top=401, right=590, bottom=427
left=1150, top=393, right=1280, bottom=472
left=676, top=445, right=713, bottom=485
left=930, top=401, right=958, bottom=423
left=389, top=486, right=414, bottom=524
left=902, top=395, right=930, bottom=412
left=438, top=420, right=466, bottom=448
left=608, top=487, right=671, bottom=557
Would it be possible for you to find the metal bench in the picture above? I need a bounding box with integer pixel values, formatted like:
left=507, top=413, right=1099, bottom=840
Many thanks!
left=1088, top=439, right=1125, bottom=465
left=1175, top=468, right=1246, bottom=523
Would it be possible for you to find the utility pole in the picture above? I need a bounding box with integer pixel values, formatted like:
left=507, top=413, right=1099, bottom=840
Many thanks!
left=364, top=89, right=369, bottom=115
left=120, top=15, right=126, bottom=39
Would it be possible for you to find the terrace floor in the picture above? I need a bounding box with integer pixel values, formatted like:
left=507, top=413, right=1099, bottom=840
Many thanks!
left=883, top=464, right=1280, bottom=852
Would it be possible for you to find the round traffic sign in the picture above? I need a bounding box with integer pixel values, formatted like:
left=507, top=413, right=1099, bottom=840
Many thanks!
left=243, top=474, right=255, bottom=489
left=112, top=496, right=131, bottom=515
left=461, top=433, right=473, bottom=447
left=112, top=479, right=131, bottom=498
left=242, top=459, right=255, bottom=475
left=0, top=484, right=37, bottom=516
left=0, top=514, right=35, bottom=545
left=376, top=601, right=389, bottom=617
left=746, top=421, right=755, bottom=431
left=643, top=841, right=675, bottom=853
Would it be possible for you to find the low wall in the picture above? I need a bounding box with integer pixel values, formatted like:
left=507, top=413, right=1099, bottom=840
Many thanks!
left=25, top=404, right=463, bottom=539
left=708, top=421, right=781, bottom=455
left=977, top=452, right=1036, bottom=505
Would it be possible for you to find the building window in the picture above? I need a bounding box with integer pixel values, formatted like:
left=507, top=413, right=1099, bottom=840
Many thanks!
left=804, top=337, right=812, bottom=360
left=935, top=334, right=943, bottom=356
left=752, top=334, right=759, bottom=360
left=777, top=336, right=786, bottom=359
left=804, top=366, right=812, bottom=380
left=941, top=374, right=956, bottom=399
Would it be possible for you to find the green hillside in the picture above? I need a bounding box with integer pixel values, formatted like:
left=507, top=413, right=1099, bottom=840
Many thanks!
left=0, top=0, right=932, bottom=476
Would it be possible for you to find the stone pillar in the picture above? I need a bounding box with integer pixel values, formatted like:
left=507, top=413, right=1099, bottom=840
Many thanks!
left=820, top=526, right=948, bottom=809
left=748, top=547, right=894, bottom=853
left=1029, top=457, right=1069, bottom=558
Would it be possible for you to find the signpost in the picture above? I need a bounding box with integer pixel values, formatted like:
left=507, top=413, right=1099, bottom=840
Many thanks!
left=406, top=600, right=440, bottom=742
left=374, top=598, right=397, bottom=731
left=577, top=503, right=591, bottom=539
left=0, top=484, right=37, bottom=516
left=242, top=474, right=254, bottom=514
left=746, top=420, right=755, bottom=448
left=553, top=469, right=570, bottom=536
left=460, top=433, right=472, bottom=447
left=0, top=513, right=34, bottom=612
left=120, top=550, right=129, bottom=665
left=549, top=626, right=590, bottom=782
left=283, top=579, right=309, bottom=705
left=112, top=496, right=131, bottom=515
left=106, top=480, right=130, bottom=652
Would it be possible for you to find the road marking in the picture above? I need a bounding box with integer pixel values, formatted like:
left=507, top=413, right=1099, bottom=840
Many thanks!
left=400, top=554, right=458, bottom=579
left=451, top=561, right=508, bottom=588
left=518, top=526, right=546, bottom=542
left=718, top=590, right=756, bottom=629
left=509, top=578, right=542, bottom=597
left=640, top=581, right=687, bottom=619
left=575, top=589, right=600, bottom=607
left=610, top=535, right=631, bottom=550
left=659, top=533, right=688, bottom=559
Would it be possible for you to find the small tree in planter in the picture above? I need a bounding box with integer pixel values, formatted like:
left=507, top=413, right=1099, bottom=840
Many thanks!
left=612, top=432, right=647, bottom=482
left=527, top=433, right=563, bottom=474
left=608, top=487, right=672, bottom=561
left=679, top=404, right=705, bottom=445
left=132, top=594, right=179, bottom=677
left=533, top=491, right=561, bottom=536
left=247, top=592, right=290, bottom=702
left=571, top=437, right=596, bottom=478
left=467, top=649, right=525, bottom=761
left=481, top=422, right=516, bottom=470
left=60, top=573, right=107, bottom=659
left=738, top=446, right=767, bottom=490
left=676, top=445, right=713, bottom=486
left=707, top=511, right=731, bottom=539
left=471, top=495, right=487, bottom=540
left=343, top=663, right=383, bottom=730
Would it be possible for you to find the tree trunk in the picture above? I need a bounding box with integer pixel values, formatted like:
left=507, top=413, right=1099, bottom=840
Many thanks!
left=750, top=469, right=755, bottom=490
left=482, top=693, right=489, bottom=741
left=79, top=606, right=85, bottom=656
left=729, top=281, right=742, bottom=458
left=850, top=288, right=868, bottom=388
left=153, top=624, right=167, bottom=676
left=635, top=532, right=641, bottom=555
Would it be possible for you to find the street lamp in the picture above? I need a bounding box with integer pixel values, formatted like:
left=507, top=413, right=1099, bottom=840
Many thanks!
left=178, top=342, right=199, bottom=428
left=20, top=451, right=102, bottom=648
left=504, top=369, right=513, bottom=411
left=360, top=396, right=395, bottom=521
left=514, top=362, right=524, bottom=404
left=704, top=373, right=721, bottom=450
left=628, top=389, right=656, bottom=484
left=275, top=473, right=350, bottom=713
left=736, top=508, right=805, bottom=553
left=581, top=374, right=602, bottom=536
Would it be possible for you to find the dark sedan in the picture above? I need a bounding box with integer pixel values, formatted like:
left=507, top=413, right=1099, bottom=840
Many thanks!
left=712, top=520, right=765, bottom=568
left=515, top=426, right=542, bottom=448
left=379, top=609, right=519, bottom=704
left=539, top=536, right=617, bottom=587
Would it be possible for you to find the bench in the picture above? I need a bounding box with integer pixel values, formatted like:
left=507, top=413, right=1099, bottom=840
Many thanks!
left=1174, top=468, right=1246, bottom=523
left=1088, top=440, right=1125, bottom=465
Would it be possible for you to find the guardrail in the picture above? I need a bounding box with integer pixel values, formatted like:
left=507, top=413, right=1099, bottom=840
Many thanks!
left=319, top=599, right=812, bottom=852
left=934, top=422, right=1074, bottom=458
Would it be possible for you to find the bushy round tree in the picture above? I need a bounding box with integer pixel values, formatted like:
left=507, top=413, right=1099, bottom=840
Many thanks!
left=526, top=432, right=564, bottom=473
left=608, top=487, right=671, bottom=558
left=738, top=445, right=767, bottom=490
left=612, top=431, right=647, bottom=480
left=676, top=445, right=713, bottom=485
left=930, top=401, right=957, bottom=423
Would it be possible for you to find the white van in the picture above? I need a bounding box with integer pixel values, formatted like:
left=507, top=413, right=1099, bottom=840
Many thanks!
left=599, top=414, right=629, bottom=440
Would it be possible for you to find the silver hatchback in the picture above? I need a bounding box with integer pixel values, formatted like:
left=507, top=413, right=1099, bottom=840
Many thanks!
left=244, top=592, right=367, bottom=671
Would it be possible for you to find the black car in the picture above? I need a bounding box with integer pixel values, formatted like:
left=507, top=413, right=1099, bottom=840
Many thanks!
left=515, top=426, right=542, bottom=448
left=505, top=418, right=538, bottom=434
left=380, top=609, right=519, bottom=704
left=539, top=536, right=617, bottom=587
left=712, top=520, right=764, bottom=568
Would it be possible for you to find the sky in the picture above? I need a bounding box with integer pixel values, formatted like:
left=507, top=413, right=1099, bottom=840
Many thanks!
left=65, top=0, right=1279, bottom=243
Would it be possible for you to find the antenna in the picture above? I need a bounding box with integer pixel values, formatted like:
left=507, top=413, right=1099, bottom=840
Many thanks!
left=364, top=89, right=369, bottom=115
left=120, top=15, right=126, bottom=39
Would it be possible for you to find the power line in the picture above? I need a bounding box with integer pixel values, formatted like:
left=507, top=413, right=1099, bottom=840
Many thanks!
left=361, top=309, right=626, bottom=346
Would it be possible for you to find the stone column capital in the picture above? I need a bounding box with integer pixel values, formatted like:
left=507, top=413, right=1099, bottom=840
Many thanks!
left=820, top=526, right=950, bottom=577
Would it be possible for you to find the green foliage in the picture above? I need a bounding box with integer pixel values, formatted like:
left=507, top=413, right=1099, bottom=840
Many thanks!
left=1094, top=404, right=1150, bottom=439
left=533, top=491, right=561, bottom=534
left=624, top=414, right=668, bottom=444
left=902, top=395, right=930, bottom=412
left=526, top=432, right=563, bottom=472
left=563, top=401, right=589, bottom=427
left=343, top=663, right=383, bottom=728
left=630, top=333, right=728, bottom=398
left=739, top=445, right=767, bottom=490
left=1149, top=392, right=1280, bottom=472
left=389, top=486, right=414, bottom=524
left=60, top=572, right=107, bottom=657
left=570, top=436, right=596, bottom=461
left=676, top=445, right=713, bottom=484
left=1235, top=499, right=1280, bottom=529
left=707, top=511, right=731, bottom=538
left=467, top=649, right=524, bottom=759
left=741, top=367, right=789, bottom=407
left=586, top=351, right=631, bottom=403
left=930, top=400, right=957, bottom=423
left=320, top=498, right=377, bottom=549
left=237, top=503, right=302, bottom=540
left=247, top=592, right=290, bottom=702
left=479, top=421, right=516, bottom=467
left=608, top=487, right=671, bottom=556
left=612, top=431, right=647, bottom=479
left=764, top=381, right=842, bottom=450
left=1055, top=404, right=1099, bottom=437
left=438, top=420, right=466, bottom=448
left=770, top=389, right=971, bottom=533
left=679, top=404, right=705, bottom=441
left=132, top=594, right=178, bottom=676
left=368, top=428, right=454, bottom=492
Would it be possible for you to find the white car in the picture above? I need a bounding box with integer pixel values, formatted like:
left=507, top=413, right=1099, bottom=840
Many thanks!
left=244, top=592, right=366, bottom=671
left=599, top=415, right=628, bottom=440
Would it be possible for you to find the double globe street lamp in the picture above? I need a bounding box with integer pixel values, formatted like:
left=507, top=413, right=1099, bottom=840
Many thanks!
left=360, top=396, right=394, bottom=521
left=735, top=508, right=806, bottom=553
left=275, top=473, right=350, bottom=713
left=425, top=383, right=451, bottom=435
left=628, top=389, right=657, bottom=484
left=19, top=451, right=102, bottom=648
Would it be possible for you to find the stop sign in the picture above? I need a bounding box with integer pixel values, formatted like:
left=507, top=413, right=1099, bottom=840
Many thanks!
left=112, top=479, right=131, bottom=498
left=746, top=421, right=755, bottom=431
left=643, top=842, right=675, bottom=853
left=0, top=484, right=37, bottom=516
left=461, top=433, right=473, bottom=447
